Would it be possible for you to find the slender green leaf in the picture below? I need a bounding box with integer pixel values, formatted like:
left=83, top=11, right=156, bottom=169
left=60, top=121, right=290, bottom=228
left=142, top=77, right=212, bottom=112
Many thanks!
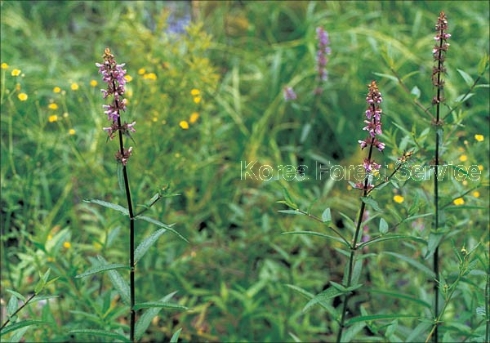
left=321, top=208, right=331, bottom=223
left=378, top=218, right=388, bottom=234
left=346, top=314, right=417, bottom=325
left=5, top=290, right=25, bottom=302
left=135, top=216, right=187, bottom=242
left=75, top=264, right=129, bottom=278
left=300, top=122, right=312, bottom=144
left=278, top=210, right=304, bottom=215
left=288, top=332, right=302, bottom=342
left=282, top=187, right=297, bottom=209
left=134, top=228, right=167, bottom=265
left=97, top=256, right=130, bottom=306
left=9, top=326, right=29, bottom=342
left=0, top=320, right=47, bottom=336
left=284, top=284, right=314, bottom=300
left=303, top=287, right=342, bottom=313
left=69, top=329, right=130, bottom=342
left=7, top=296, right=18, bottom=317
left=83, top=199, right=129, bottom=216
left=477, top=53, right=489, bottom=74
left=135, top=292, right=178, bottom=340
left=133, top=302, right=188, bottom=311
left=457, top=69, right=474, bottom=87
left=367, top=289, right=431, bottom=309
left=361, top=197, right=382, bottom=212
left=373, top=72, right=398, bottom=83
left=170, top=328, right=183, bottom=343
left=343, top=322, right=366, bottom=342
left=281, top=231, right=345, bottom=245
left=383, top=252, right=435, bottom=278
left=359, top=234, right=426, bottom=248
left=35, top=269, right=50, bottom=294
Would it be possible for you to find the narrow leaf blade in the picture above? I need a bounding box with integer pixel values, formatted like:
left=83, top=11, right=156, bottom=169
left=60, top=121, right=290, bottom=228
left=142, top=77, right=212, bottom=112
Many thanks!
left=75, top=264, right=128, bottom=278
left=83, top=199, right=129, bottom=216
left=134, top=229, right=167, bottom=265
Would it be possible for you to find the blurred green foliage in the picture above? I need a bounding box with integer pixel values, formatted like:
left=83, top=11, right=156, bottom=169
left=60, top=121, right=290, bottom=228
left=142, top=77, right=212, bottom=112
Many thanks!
left=1, top=1, right=488, bottom=341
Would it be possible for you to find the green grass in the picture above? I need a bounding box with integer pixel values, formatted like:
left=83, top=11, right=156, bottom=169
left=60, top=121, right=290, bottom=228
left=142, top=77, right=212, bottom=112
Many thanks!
left=1, top=1, right=489, bottom=342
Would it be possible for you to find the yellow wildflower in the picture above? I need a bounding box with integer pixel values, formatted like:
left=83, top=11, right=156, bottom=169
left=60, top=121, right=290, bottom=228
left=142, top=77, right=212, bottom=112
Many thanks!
left=53, top=86, right=61, bottom=93
left=124, top=75, right=133, bottom=82
left=48, top=103, right=58, bottom=110
left=459, top=155, right=467, bottom=162
left=18, top=93, right=28, bottom=101
left=138, top=68, right=146, bottom=75
left=179, top=121, right=189, bottom=130
left=71, top=83, right=79, bottom=91
left=143, top=73, right=157, bottom=80
left=478, top=165, right=483, bottom=171
left=48, top=115, right=58, bottom=123
left=68, top=129, right=76, bottom=135
left=472, top=191, right=480, bottom=198
left=90, top=79, right=98, bottom=87
left=11, top=69, right=21, bottom=76
left=191, top=89, right=200, bottom=96
left=63, top=241, right=71, bottom=249
left=1, top=62, right=8, bottom=69
left=393, top=195, right=404, bottom=204
left=189, top=112, right=199, bottom=123
left=453, top=198, right=465, bottom=206
left=193, top=96, right=201, bottom=104
left=474, top=134, right=484, bottom=142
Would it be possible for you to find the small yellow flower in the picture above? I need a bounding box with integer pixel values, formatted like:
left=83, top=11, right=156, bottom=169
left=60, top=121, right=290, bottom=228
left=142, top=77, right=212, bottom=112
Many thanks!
left=90, top=80, right=98, bottom=87
left=53, top=86, right=61, bottom=93
left=138, top=68, right=146, bottom=75
left=478, top=165, right=483, bottom=171
left=191, top=88, right=200, bottom=96
left=68, top=129, right=76, bottom=135
left=459, top=155, right=468, bottom=162
left=11, top=69, right=21, bottom=76
left=472, top=191, right=480, bottom=198
left=143, top=73, right=157, bottom=80
left=189, top=112, right=199, bottom=123
left=48, top=103, right=58, bottom=110
left=63, top=241, right=71, bottom=249
left=1, top=62, right=9, bottom=69
left=18, top=93, right=28, bottom=101
left=179, top=121, right=189, bottom=130
left=71, top=83, right=79, bottom=91
left=152, top=117, right=158, bottom=122
left=393, top=195, right=404, bottom=204
left=48, top=115, right=58, bottom=123
left=475, top=134, right=484, bottom=142
left=63, top=112, right=69, bottom=118
left=193, top=96, right=201, bottom=104
left=453, top=198, right=465, bottom=206
left=124, top=75, right=133, bottom=82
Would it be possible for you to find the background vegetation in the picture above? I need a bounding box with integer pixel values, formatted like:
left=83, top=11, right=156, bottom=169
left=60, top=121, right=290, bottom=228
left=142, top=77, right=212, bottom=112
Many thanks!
left=1, top=1, right=488, bottom=342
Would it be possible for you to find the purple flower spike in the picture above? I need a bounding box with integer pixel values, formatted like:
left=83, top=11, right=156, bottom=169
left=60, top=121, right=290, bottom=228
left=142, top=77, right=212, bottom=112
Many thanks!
left=97, top=48, right=134, bottom=165
left=315, top=27, right=331, bottom=89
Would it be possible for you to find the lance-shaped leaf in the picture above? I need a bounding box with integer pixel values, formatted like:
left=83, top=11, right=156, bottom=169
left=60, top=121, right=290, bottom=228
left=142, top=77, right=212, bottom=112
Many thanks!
left=83, top=199, right=129, bottom=216
left=75, top=264, right=128, bottom=278
left=97, top=256, right=130, bottom=306
left=134, top=228, right=167, bottom=265
left=135, top=215, right=187, bottom=242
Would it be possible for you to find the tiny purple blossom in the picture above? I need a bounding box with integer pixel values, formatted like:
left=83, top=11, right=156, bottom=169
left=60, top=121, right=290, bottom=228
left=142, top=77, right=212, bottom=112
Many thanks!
left=283, top=86, right=297, bottom=101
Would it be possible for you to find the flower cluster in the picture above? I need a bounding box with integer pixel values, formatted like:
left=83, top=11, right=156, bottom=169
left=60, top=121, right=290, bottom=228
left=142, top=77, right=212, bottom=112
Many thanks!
left=315, top=27, right=331, bottom=92
left=431, top=12, right=450, bottom=106
left=355, top=81, right=385, bottom=190
left=96, top=48, right=135, bottom=165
